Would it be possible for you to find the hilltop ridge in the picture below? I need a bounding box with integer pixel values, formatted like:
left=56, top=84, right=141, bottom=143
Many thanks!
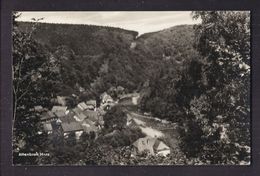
left=17, top=22, right=198, bottom=97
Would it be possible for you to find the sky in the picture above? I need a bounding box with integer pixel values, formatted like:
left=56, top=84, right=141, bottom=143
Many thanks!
left=17, top=11, right=201, bottom=35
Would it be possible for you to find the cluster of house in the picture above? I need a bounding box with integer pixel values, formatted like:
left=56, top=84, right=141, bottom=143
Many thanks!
left=34, top=91, right=141, bottom=140
left=36, top=92, right=116, bottom=140
left=34, top=91, right=171, bottom=157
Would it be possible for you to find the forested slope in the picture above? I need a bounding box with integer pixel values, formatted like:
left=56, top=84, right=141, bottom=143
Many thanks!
left=17, top=22, right=197, bottom=97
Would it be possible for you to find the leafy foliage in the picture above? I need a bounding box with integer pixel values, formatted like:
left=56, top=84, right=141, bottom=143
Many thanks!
left=139, top=11, right=250, bottom=164
left=12, top=13, right=60, bottom=165
left=179, top=11, right=250, bottom=164
left=103, top=106, right=128, bottom=132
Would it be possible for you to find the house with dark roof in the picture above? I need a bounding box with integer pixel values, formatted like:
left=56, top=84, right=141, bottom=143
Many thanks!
left=51, top=106, right=67, bottom=113
left=85, top=100, right=97, bottom=111
left=61, top=121, right=84, bottom=139
left=40, top=111, right=58, bottom=122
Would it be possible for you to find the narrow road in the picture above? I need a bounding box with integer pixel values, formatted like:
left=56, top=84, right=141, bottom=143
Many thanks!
left=126, top=111, right=180, bottom=150
left=139, top=126, right=164, bottom=138
left=127, top=113, right=164, bottom=137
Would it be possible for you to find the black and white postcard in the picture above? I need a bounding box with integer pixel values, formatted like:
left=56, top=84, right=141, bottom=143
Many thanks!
left=11, top=11, right=251, bottom=166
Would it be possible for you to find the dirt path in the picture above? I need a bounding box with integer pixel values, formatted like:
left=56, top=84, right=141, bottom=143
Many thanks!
left=139, top=126, right=164, bottom=138
left=127, top=111, right=180, bottom=149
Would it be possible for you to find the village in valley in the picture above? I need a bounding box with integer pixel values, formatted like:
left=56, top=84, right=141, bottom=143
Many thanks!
left=35, top=86, right=176, bottom=159
left=12, top=11, right=250, bottom=165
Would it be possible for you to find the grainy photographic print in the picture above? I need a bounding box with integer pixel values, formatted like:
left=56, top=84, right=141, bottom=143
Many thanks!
left=12, top=11, right=250, bottom=166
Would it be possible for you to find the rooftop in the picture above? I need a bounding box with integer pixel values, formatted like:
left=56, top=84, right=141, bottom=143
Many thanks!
left=82, top=110, right=99, bottom=121
left=61, top=122, right=83, bottom=132
left=41, top=111, right=56, bottom=120
left=51, top=106, right=67, bottom=113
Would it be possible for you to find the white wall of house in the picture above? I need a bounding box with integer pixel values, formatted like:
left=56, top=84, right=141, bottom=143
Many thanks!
left=73, top=115, right=81, bottom=122
left=75, top=131, right=83, bottom=140
left=132, top=96, right=140, bottom=105
left=63, top=131, right=83, bottom=140
left=64, top=132, right=69, bottom=138
left=157, top=149, right=170, bottom=157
